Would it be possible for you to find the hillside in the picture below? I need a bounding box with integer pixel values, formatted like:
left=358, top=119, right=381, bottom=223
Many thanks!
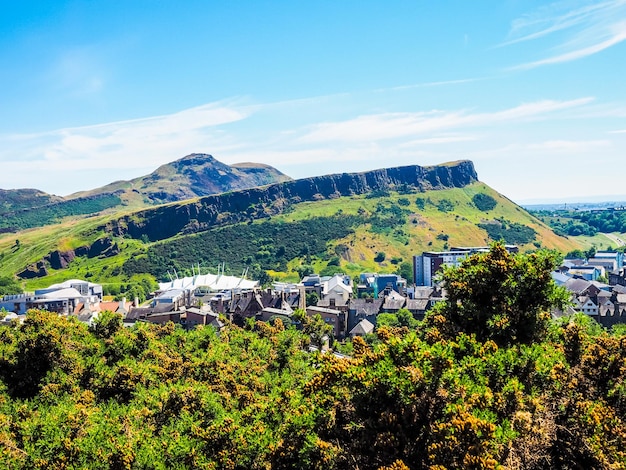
left=0, top=160, right=584, bottom=294
left=0, top=188, right=63, bottom=215
left=69, top=153, right=292, bottom=205
left=0, top=154, right=291, bottom=232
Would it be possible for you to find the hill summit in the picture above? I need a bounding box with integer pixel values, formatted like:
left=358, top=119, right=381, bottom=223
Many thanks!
left=70, top=153, right=292, bottom=205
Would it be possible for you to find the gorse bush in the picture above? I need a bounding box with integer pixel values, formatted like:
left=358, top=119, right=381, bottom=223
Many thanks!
left=1, top=244, right=626, bottom=469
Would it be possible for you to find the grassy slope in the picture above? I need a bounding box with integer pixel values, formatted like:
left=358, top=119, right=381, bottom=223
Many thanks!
left=271, top=182, right=580, bottom=279
left=0, top=182, right=583, bottom=289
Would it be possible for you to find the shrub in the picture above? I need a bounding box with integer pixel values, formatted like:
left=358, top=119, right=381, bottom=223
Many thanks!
left=436, top=199, right=455, bottom=212
left=472, top=193, right=498, bottom=211
left=397, top=198, right=411, bottom=207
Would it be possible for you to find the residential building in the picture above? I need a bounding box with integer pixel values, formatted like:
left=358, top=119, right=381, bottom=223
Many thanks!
left=357, top=273, right=406, bottom=297
left=306, top=305, right=346, bottom=338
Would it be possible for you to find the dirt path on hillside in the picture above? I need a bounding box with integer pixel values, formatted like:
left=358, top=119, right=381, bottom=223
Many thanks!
left=604, top=233, right=625, bottom=247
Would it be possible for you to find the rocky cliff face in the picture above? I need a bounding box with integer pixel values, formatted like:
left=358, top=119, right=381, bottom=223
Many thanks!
left=102, top=160, right=478, bottom=242
left=17, top=237, right=120, bottom=279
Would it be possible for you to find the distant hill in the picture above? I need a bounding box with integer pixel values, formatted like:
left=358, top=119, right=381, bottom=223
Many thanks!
left=0, top=154, right=291, bottom=231
left=68, top=153, right=292, bottom=205
left=0, top=188, right=63, bottom=216
left=0, top=159, right=584, bottom=292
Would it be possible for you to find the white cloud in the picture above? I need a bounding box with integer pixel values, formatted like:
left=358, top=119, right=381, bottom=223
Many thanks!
left=503, top=1, right=626, bottom=68
left=0, top=101, right=250, bottom=193
left=0, top=93, right=620, bottom=200
left=528, top=139, right=611, bottom=151
left=298, top=98, right=594, bottom=144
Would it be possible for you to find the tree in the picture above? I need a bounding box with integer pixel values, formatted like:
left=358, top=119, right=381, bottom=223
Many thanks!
left=430, top=242, right=569, bottom=346
left=90, top=311, right=123, bottom=339
left=306, top=291, right=319, bottom=307
left=397, top=261, right=413, bottom=284
left=376, top=313, right=400, bottom=328
left=396, top=308, right=418, bottom=329
left=298, top=311, right=333, bottom=349
left=377, top=309, right=418, bottom=329
left=0, top=276, right=22, bottom=296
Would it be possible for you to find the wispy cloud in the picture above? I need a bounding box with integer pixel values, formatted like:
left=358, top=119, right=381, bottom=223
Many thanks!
left=299, top=97, right=594, bottom=144
left=0, top=94, right=618, bottom=197
left=0, top=101, right=250, bottom=193
left=374, top=77, right=486, bottom=93
left=528, top=139, right=611, bottom=152
left=503, top=0, right=626, bottom=69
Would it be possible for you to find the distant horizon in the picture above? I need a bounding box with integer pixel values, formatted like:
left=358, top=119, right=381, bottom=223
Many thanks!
left=519, top=196, right=626, bottom=206
left=1, top=1, right=625, bottom=201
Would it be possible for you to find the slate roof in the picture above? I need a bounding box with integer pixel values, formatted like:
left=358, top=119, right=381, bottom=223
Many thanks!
left=307, top=306, right=342, bottom=316
left=413, top=287, right=434, bottom=299
left=383, top=292, right=406, bottom=311
left=405, top=298, right=429, bottom=311
left=349, top=298, right=384, bottom=315
left=565, top=278, right=594, bottom=295
left=317, top=298, right=348, bottom=308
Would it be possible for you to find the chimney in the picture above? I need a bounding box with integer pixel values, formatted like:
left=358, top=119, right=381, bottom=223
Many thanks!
left=120, top=297, right=126, bottom=311
left=134, top=296, right=139, bottom=307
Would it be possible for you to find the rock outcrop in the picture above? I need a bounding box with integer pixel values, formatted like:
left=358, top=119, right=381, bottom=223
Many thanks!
left=103, top=160, right=478, bottom=242
left=18, top=237, right=120, bottom=279
left=17, top=261, right=48, bottom=279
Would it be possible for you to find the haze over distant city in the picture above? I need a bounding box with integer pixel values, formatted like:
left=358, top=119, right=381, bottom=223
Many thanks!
left=1, top=1, right=625, bottom=204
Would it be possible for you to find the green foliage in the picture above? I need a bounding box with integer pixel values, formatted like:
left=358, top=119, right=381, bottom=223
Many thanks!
left=436, top=199, right=455, bottom=212
left=377, top=309, right=418, bottom=329
left=397, top=197, right=411, bottom=207
left=374, top=252, right=386, bottom=262
left=430, top=243, right=569, bottom=346
left=0, top=276, right=22, bottom=295
left=528, top=208, right=626, bottom=236
left=0, top=310, right=326, bottom=469
left=397, top=261, right=414, bottom=284
left=124, top=214, right=361, bottom=280
left=0, top=194, right=122, bottom=231
left=365, top=189, right=390, bottom=199
left=306, top=291, right=320, bottom=307
left=478, top=219, right=537, bottom=244
left=90, top=311, right=123, bottom=339
left=2, top=255, right=626, bottom=469
left=302, top=313, right=334, bottom=348
left=472, top=193, right=498, bottom=211
left=370, top=202, right=409, bottom=235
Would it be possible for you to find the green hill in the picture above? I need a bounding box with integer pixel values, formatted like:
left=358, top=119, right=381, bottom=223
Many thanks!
left=0, top=160, right=583, bottom=295
left=0, top=154, right=291, bottom=232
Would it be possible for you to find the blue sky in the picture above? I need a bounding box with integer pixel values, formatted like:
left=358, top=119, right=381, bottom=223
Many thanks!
left=1, top=1, right=625, bottom=203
